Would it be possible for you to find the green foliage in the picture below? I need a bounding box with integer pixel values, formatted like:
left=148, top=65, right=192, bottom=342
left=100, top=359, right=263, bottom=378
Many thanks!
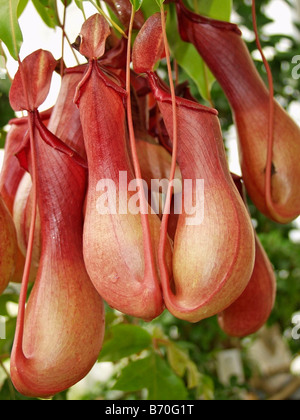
left=98, top=324, right=152, bottom=362
left=113, top=352, right=187, bottom=400
left=94, top=318, right=215, bottom=400
left=0, top=77, right=14, bottom=148
left=17, top=0, right=29, bottom=17
left=154, top=0, right=165, bottom=10
left=166, top=5, right=215, bottom=103
left=129, top=0, right=144, bottom=12
left=185, top=0, right=232, bottom=21
left=74, top=0, right=84, bottom=12
left=0, top=0, right=23, bottom=60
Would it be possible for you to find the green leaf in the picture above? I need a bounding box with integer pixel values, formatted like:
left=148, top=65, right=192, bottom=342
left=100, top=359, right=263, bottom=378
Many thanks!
left=166, top=343, right=189, bottom=378
left=0, top=130, right=6, bottom=149
left=167, top=343, right=201, bottom=389
left=168, top=0, right=232, bottom=101
left=31, top=0, right=60, bottom=29
left=98, top=324, right=152, bottom=362
left=17, top=0, right=29, bottom=17
left=166, top=5, right=214, bottom=102
left=0, top=294, right=19, bottom=317
left=0, top=0, right=23, bottom=60
left=113, top=353, right=188, bottom=400
left=74, top=0, right=85, bottom=12
left=129, top=0, right=143, bottom=12
left=154, top=0, right=164, bottom=9
left=186, top=0, right=232, bottom=21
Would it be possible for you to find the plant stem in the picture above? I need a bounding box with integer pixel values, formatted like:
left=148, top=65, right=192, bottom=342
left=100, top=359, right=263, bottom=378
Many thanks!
left=0, top=43, right=13, bottom=82
left=55, top=0, right=80, bottom=68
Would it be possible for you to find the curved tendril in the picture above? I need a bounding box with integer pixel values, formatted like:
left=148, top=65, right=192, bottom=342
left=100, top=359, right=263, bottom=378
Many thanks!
left=251, top=0, right=275, bottom=215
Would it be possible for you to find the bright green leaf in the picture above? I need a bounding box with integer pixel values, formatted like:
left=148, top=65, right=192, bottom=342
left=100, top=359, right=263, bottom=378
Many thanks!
left=113, top=353, right=188, bottom=400
left=60, top=0, right=72, bottom=7
left=31, top=0, right=60, bottom=28
left=0, top=0, right=23, bottom=61
left=186, top=360, right=201, bottom=389
left=98, top=324, right=152, bottom=362
left=74, top=0, right=85, bottom=12
left=17, top=0, right=29, bottom=17
left=185, top=0, right=232, bottom=21
left=166, top=342, right=214, bottom=400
